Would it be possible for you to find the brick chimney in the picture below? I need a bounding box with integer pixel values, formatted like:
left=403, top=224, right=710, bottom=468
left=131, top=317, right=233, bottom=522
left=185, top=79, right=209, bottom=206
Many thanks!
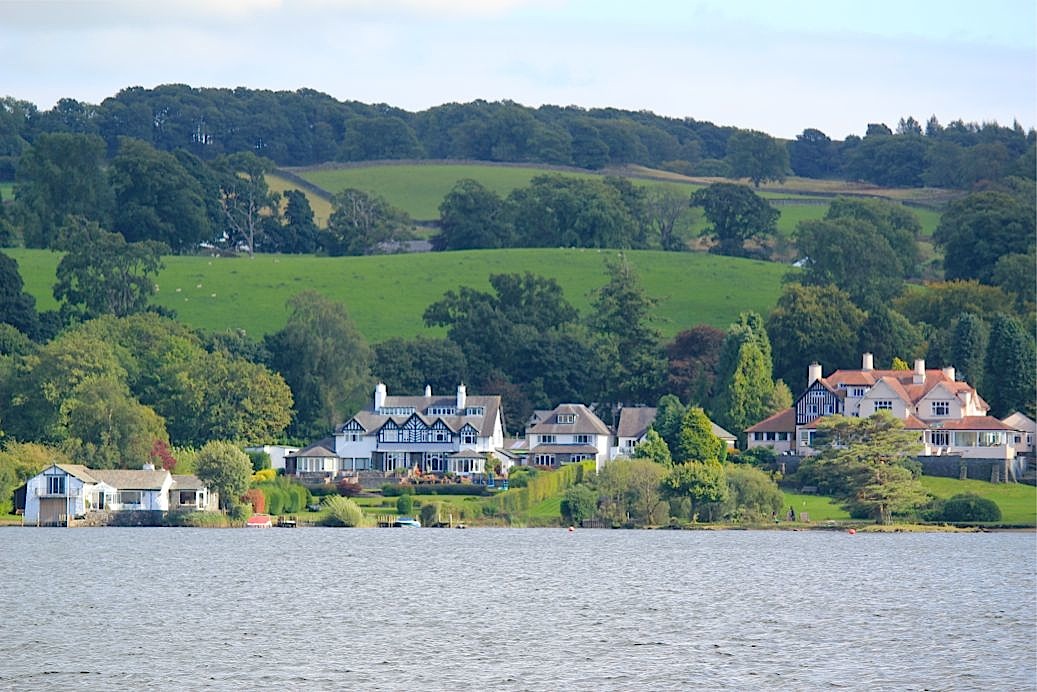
left=374, top=382, right=386, bottom=411
left=942, top=366, right=955, bottom=382
left=862, top=352, right=874, bottom=371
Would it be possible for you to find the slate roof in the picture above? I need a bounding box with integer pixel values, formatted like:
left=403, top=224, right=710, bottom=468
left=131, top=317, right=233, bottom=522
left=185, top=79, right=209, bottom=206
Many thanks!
left=292, top=437, right=338, bottom=458
left=616, top=407, right=657, bottom=438
left=55, top=464, right=100, bottom=484
left=172, top=475, right=206, bottom=490
left=89, top=469, right=171, bottom=491
left=339, top=394, right=502, bottom=437
left=527, top=404, right=610, bottom=436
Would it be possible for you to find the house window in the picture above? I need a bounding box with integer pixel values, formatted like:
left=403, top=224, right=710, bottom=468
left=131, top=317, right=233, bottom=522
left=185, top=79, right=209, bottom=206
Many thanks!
left=535, top=454, right=555, bottom=465
left=119, top=490, right=143, bottom=506
left=465, top=407, right=485, bottom=416
left=931, top=431, right=950, bottom=446
left=557, top=414, right=576, bottom=424
left=931, top=401, right=950, bottom=416
left=953, top=431, right=978, bottom=447
left=850, top=387, right=866, bottom=397
left=433, top=431, right=450, bottom=443
left=47, top=475, right=65, bottom=495
left=540, top=435, right=556, bottom=444
left=461, top=432, right=477, bottom=445
left=624, top=439, right=637, bottom=448
left=574, top=434, right=591, bottom=444
left=384, top=452, right=407, bottom=471
left=753, top=432, right=764, bottom=441
left=874, top=400, right=893, bottom=411
left=428, top=407, right=456, bottom=416
left=799, top=431, right=815, bottom=447
left=777, top=432, right=790, bottom=441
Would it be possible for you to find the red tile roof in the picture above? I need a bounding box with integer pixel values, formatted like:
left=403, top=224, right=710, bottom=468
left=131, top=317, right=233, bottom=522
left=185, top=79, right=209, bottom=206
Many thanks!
left=745, top=407, right=796, bottom=433
left=929, top=416, right=1015, bottom=431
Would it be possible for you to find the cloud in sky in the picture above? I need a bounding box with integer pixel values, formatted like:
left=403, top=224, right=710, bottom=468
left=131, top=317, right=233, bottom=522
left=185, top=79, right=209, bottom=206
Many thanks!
left=3, top=0, right=1033, bottom=139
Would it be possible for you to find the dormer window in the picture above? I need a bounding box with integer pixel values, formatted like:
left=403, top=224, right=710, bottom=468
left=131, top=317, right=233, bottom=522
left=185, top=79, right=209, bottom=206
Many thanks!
left=557, top=414, right=576, bottom=424
left=931, top=401, right=950, bottom=416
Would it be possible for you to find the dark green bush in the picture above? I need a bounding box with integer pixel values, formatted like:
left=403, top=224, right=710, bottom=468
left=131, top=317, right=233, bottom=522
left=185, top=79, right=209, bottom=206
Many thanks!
left=396, top=494, right=414, bottom=515
left=939, top=493, right=1002, bottom=523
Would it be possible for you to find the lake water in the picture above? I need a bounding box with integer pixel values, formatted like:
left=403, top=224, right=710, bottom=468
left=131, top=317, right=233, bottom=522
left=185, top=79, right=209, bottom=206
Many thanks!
left=0, top=528, right=1034, bottom=690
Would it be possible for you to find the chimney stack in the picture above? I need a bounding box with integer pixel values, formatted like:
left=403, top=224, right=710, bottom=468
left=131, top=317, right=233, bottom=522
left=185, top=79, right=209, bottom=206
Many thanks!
left=862, top=352, right=874, bottom=371
left=808, top=362, right=822, bottom=385
left=913, top=359, right=926, bottom=384
left=456, top=383, right=467, bottom=412
left=942, top=366, right=955, bottom=382
left=374, top=382, right=387, bottom=411
left=424, top=385, right=432, bottom=398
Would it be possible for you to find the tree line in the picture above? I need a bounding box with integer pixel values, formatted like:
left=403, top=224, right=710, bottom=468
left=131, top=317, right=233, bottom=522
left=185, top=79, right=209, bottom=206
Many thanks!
left=1, top=87, right=1033, bottom=187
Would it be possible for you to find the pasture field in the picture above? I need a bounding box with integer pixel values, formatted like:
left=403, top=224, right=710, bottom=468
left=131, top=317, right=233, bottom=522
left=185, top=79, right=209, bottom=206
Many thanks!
left=7, top=247, right=787, bottom=342
left=287, top=162, right=940, bottom=236
left=266, top=172, right=333, bottom=228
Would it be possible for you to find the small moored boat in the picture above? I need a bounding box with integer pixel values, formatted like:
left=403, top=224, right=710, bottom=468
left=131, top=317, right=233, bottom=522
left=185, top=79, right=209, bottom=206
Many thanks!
left=393, top=516, right=421, bottom=528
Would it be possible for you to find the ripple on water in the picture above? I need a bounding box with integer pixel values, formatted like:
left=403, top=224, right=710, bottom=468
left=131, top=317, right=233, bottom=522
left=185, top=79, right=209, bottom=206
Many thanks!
left=0, top=528, right=1033, bottom=690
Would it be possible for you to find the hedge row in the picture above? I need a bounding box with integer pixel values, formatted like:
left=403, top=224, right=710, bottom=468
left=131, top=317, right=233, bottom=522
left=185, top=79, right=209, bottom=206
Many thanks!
left=382, top=483, right=490, bottom=497
left=490, top=461, right=595, bottom=514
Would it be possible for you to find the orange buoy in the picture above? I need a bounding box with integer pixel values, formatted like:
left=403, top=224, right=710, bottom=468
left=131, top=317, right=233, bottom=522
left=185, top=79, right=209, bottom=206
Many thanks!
left=848, top=528, right=856, bottom=535
left=568, top=526, right=575, bottom=532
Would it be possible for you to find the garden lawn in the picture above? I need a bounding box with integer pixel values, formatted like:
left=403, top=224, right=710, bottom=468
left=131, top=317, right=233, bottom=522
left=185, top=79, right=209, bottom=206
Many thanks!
left=7, top=247, right=787, bottom=342
left=782, top=492, right=852, bottom=522
left=920, top=476, right=1037, bottom=526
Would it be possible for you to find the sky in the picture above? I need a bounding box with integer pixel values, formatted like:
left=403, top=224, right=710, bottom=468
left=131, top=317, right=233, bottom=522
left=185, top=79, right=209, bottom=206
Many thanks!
left=2, top=0, right=1034, bottom=139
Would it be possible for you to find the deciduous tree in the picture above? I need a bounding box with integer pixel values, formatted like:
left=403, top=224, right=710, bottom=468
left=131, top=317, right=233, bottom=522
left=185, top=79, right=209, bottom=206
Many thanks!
left=691, top=182, right=778, bottom=257
left=195, top=441, right=253, bottom=512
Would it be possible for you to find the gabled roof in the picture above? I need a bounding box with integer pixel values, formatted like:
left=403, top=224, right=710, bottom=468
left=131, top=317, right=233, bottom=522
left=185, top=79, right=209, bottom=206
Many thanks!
left=745, top=407, right=796, bottom=433
left=54, top=464, right=100, bottom=484
left=528, top=404, right=611, bottom=436
left=1003, top=412, right=1036, bottom=432
left=616, top=407, right=656, bottom=438
left=711, top=422, right=737, bottom=441
left=340, top=394, right=502, bottom=438
left=89, top=469, right=172, bottom=491
left=292, top=437, right=338, bottom=458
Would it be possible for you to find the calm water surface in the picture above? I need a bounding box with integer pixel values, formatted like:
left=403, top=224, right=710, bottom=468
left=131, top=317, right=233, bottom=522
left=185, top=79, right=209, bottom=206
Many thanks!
left=0, top=528, right=1034, bottom=690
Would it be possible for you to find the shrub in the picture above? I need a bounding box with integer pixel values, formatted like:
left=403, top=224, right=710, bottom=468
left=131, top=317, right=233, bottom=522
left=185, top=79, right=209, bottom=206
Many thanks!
left=321, top=496, right=364, bottom=527
left=253, top=468, right=276, bottom=483
left=420, top=501, right=443, bottom=526
left=227, top=501, right=252, bottom=522
left=508, top=466, right=540, bottom=488
left=337, top=479, right=363, bottom=497
left=939, top=493, right=1002, bottom=523
left=560, top=485, right=597, bottom=525
left=265, top=486, right=285, bottom=515
left=248, top=451, right=272, bottom=472
left=724, top=464, right=783, bottom=522
left=243, top=488, right=266, bottom=514
left=164, top=511, right=229, bottom=527
left=396, top=494, right=414, bottom=515
left=738, top=446, right=777, bottom=467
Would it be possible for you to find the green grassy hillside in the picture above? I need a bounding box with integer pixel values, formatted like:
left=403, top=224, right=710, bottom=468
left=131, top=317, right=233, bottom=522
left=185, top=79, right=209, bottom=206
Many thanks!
left=8, top=247, right=787, bottom=343
left=289, top=163, right=940, bottom=236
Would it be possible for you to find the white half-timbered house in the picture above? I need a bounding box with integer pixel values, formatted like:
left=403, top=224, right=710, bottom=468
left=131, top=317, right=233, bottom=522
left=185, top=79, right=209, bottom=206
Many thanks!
left=293, top=383, right=507, bottom=478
